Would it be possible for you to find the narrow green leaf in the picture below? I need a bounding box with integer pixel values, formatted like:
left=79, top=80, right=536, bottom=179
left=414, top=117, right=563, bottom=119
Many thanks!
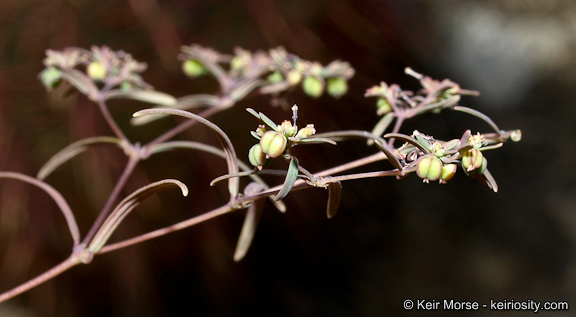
left=246, top=108, right=260, bottom=119
left=294, top=137, right=337, bottom=145
left=374, top=140, right=403, bottom=173
left=250, top=131, right=261, bottom=140
left=259, top=112, right=279, bottom=131
left=326, top=181, right=342, bottom=219
left=414, top=133, right=431, bottom=151
left=275, top=157, right=299, bottom=201
left=234, top=183, right=265, bottom=261
left=106, top=89, right=177, bottom=106
left=88, top=179, right=188, bottom=253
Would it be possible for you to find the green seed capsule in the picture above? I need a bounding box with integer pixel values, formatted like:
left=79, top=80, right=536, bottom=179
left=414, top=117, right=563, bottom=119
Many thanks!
left=461, top=149, right=484, bottom=173
left=182, top=59, right=207, bottom=77
left=440, top=163, right=457, bottom=182
left=302, top=76, right=323, bottom=98
left=417, top=156, right=443, bottom=182
left=267, top=71, right=284, bottom=83
left=248, top=144, right=268, bottom=168
left=40, top=67, right=62, bottom=89
left=326, top=77, right=348, bottom=98
left=87, top=61, right=107, bottom=80
left=259, top=131, right=287, bottom=158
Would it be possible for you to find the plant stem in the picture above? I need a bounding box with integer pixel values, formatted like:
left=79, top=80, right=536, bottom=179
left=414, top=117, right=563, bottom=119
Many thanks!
left=97, top=152, right=408, bottom=254
left=98, top=204, right=234, bottom=254
left=82, top=152, right=140, bottom=246
left=0, top=256, right=81, bottom=303
left=96, top=96, right=129, bottom=141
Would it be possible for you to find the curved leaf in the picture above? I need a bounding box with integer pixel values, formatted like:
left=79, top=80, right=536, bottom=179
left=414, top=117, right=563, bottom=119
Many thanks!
left=275, top=156, right=299, bottom=201
left=133, top=109, right=239, bottom=202
left=38, top=137, right=124, bottom=180
left=88, top=179, right=188, bottom=253
left=384, top=133, right=430, bottom=154
left=294, top=137, right=337, bottom=145
left=131, top=94, right=219, bottom=125
left=326, top=181, right=342, bottom=219
left=106, top=89, right=177, bottom=106
left=374, top=140, right=403, bottom=173
left=453, top=106, right=500, bottom=133
left=60, top=69, right=99, bottom=99
left=234, top=182, right=265, bottom=261
left=479, top=169, right=499, bottom=193
left=0, top=172, right=80, bottom=246
left=149, top=141, right=285, bottom=213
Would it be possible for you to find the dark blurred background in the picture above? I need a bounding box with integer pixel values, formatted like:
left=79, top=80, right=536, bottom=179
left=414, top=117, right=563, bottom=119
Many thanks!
left=0, top=0, right=574, bottom=316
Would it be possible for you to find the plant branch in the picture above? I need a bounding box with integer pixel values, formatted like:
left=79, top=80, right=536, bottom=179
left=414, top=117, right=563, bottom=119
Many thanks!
left=0, top=255, right=81, bottom=303
left=96, top=95, right=129, bottom=141
left=82, top=150, right=140, bottom=246
left=98, top=204, right=234, bottom=254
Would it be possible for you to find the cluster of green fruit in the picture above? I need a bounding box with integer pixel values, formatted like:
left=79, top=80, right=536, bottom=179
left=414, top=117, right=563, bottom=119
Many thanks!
left=181, top=46, right=353, bottom=99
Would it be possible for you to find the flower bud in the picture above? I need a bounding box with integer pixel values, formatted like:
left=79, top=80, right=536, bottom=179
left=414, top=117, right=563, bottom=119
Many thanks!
left=295, top=124, right=316, bottom=139
left=248, top=144, right=268, bottom=168
left=87, top=61, right=107, bottom=80
left=230, top=55, right=246, bottom=71
left=182, top=59, right=207, bottom=77
left=302, top=76, right=324, bottom=98
left=326, top=77, right=348, bottom=98
left=417, top=156, right=443, bottom=182
left=279, top=120, right=297, bottom=137
left=259, top=131, right=287, bottom=158
left=40, top=67, right=62, bottom=90
left=287, top=70, right=302, bottom=85
left=440, top=163, right=457, bottom=183
left=461, top=149, right=485, bottom=173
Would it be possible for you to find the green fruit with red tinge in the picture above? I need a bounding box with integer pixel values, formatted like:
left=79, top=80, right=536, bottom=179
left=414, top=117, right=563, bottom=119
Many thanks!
left=462, top=149, right=486, bottom=174
left=441, top=163, right=457, bottom=182
left=417, top=156, right=443, bottom=182
left=259, top=131, right=287, bottom=158
left=248, top=144, right=268, bottom=167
